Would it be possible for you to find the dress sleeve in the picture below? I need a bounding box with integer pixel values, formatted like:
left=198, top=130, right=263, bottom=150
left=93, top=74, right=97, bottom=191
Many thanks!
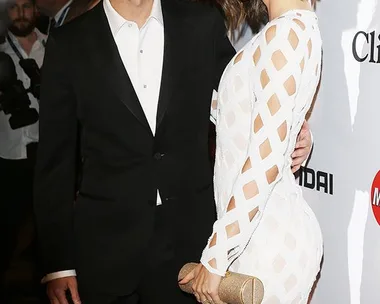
left=201, top=17, right=314, bottom=276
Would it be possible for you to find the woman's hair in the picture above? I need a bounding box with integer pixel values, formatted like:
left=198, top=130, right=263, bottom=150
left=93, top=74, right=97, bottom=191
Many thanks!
left=219, top=0, right=313, bottom=32
left=217, top=0, right=268, bottom=32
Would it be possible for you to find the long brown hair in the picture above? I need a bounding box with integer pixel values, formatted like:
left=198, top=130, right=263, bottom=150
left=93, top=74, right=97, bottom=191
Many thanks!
left=217, top=0, right=268, bottom=32
left=219, top=0, right=315, bottom=32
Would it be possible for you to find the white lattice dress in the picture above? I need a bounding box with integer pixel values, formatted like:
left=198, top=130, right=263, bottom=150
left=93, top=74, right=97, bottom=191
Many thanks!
left=201, top=10, right=323, bottom=303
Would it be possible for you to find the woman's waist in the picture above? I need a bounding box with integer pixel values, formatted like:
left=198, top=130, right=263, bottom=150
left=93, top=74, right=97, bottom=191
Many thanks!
left=272, top=171, right=299, bottom=196
left=270, top=181, right=319, bottom=224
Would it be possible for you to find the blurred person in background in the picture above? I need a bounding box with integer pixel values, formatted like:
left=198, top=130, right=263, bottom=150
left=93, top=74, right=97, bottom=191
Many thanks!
left=0, top=0, right=12, bottom=42
left=0, top=0, right=46, bottom=300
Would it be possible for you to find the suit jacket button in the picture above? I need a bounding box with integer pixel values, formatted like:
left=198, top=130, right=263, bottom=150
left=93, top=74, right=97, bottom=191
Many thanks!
left=153, top=152, right=163, bottom=160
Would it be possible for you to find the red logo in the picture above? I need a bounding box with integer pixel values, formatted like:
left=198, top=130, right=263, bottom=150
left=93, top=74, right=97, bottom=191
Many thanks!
left=371, top=171, right=380, bottom=225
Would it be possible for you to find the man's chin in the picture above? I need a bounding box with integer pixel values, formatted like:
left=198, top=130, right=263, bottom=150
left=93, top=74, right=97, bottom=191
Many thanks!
left=9, top=25, right=34, bottom=37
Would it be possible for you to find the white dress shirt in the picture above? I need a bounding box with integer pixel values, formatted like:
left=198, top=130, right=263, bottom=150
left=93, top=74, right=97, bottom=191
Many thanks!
left=55, top=0, right=72, bottom=24
left=105, top=0, right=164, bottom=134
left=0, top=29, right=46, bottom=160
left=48, top=0, right=73, bottom=32
left=42, top=0, right=165, bottom=282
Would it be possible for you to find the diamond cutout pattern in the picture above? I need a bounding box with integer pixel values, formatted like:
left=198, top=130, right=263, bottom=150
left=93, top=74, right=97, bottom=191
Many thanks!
left=234, top=51, right=244, bottom=64
left=278, top=121, right=287, bottom=142
left=227, top=196, right=236, bottom=212
left=226, top=221, right=240, bottom=239
left=289, top=29, right=299, bottom=50
left=273, top=254, right=286, bottom=273
left=254, top=114, right=264, bottom=133
left=285, top=233, right=297, bottom=251
left=261, top=69, right=270, bottom=89
left=260, top=138, right=272, bottom=160
left=241, top=157, right=252, bottom=173
left=243, top=181, right=259, bottom=200
left=285, top=274, right=298, bottom=292
left=268, top=94, right=281, bottom=116
left=272, top=50, right=288, bottom=71
left=253, top=46, right=261, bottom=65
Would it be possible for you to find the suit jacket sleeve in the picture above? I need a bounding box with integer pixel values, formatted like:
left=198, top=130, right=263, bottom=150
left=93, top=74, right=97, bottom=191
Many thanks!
left=34, top=32, right=78, bottom=274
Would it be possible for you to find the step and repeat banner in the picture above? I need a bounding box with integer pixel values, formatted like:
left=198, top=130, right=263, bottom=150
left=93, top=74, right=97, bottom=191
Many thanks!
left=233, top=1, right=380, bottom=303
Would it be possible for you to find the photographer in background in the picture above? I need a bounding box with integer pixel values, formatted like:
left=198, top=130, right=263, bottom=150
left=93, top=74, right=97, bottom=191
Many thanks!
left=0, top=0, right=45, bottom=297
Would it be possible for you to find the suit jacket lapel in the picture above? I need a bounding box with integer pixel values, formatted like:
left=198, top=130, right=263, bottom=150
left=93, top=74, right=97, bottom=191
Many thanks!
left=86, top=3, right=152, bottom=135
left=155, top=0, right=187, bottom=130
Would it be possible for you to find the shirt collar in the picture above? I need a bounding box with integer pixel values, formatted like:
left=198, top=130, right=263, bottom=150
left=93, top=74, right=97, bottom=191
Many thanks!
left=54, top=0, right=73, bottom=22
left=3, top=28, right=46, bottom=57
left=7, top=28, right=46, bottom=47
left=34, top=28, right=48, bottom=42
left=103, top=0, right=163, bottom=36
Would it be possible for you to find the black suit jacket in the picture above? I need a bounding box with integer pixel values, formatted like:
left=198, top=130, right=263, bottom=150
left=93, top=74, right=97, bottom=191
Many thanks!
left=34, top=0, right=235, bottom=294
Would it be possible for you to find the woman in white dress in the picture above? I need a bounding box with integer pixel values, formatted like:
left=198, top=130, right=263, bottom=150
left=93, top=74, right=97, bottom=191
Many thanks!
left=180, top=0, right=323, bottom=303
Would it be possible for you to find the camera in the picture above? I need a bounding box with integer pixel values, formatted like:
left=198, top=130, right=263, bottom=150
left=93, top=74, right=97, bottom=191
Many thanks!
left=0, top=51, right=39, bottom=129
left=19, top=58, right=41, bottom=99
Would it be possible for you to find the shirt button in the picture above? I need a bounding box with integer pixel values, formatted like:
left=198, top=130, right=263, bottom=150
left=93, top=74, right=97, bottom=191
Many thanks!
left=140, top=50, right=143, bottom=54
left=128, top=24, right=132, bottom=28
left=143, top=84, right=147, bottom=88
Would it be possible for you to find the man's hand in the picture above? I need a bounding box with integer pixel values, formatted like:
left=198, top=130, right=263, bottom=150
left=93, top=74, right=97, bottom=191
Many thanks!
left=291, top=121, right=312, bottom=173
left=47, top=276, right=81, bottom=304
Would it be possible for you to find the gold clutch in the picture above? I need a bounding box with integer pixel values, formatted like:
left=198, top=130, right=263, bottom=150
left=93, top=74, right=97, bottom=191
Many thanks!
left=178, top=263, right=264, bottom=304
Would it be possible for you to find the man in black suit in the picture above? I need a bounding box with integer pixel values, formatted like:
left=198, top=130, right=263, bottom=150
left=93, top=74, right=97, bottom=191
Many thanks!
left=34, top=0, right=312, bottom=303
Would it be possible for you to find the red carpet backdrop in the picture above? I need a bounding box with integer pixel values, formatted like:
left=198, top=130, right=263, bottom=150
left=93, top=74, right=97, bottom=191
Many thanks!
left=232, top=1, right=380, bottom=303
